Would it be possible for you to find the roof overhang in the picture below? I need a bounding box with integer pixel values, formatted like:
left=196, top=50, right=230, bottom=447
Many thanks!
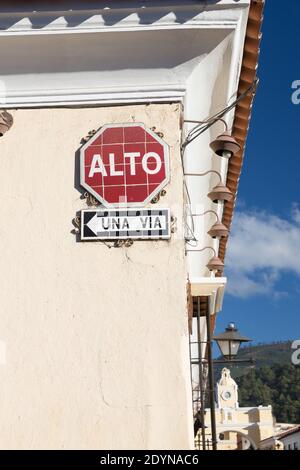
left=190, top=277, right=227, bottom=314
left=0, top=1, right=251, bottom=107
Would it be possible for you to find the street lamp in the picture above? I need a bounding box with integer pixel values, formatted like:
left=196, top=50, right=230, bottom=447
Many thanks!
left=213, top=323, right=252, bottom=361
left=191, top=313, right=253, bottom=451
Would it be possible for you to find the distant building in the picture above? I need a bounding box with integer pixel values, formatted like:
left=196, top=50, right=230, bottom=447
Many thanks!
left=200, top=368, right=276, bottom=450
left=260, top=424, right=300, bottom=451
left=276, top=425, right=300, bottom=451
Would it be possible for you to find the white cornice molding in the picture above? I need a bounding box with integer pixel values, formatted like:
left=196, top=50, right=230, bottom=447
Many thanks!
left=189, top=277, right=227, bottom=297
left=0, top=1, right=247, bottom=35
left=189, top=277, right=227, bottom=314
left=0, top=1, right=248, bottom=108
left=1, top=85, right=186, bottom=107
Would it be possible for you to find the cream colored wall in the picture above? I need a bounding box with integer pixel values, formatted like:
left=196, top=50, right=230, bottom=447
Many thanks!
left=0, top=104, right=193, bottom=450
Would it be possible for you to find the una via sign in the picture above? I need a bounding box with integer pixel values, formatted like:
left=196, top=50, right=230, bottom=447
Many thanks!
left=81, top=209, right=171, bottom=240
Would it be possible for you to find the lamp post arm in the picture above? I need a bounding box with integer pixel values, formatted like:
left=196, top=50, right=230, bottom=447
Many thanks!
left=184, top=170, right=222, bottom=185
left=212, top=358, right=255, bottom=365
left=186, top=246, right=217, bottom=256
left=191, top=358, right=255, bottom=366
left=191, top=210, right=220, bottom=223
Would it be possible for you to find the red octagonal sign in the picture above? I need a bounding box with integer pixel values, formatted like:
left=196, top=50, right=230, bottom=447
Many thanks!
left=80, top=123, right=170, bottom=208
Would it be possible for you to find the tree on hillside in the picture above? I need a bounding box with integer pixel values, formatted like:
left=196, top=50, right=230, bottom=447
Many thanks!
left=237, top=364, right=300, bottom=424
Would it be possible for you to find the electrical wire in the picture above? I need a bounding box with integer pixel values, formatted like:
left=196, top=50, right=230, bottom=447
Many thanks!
left=181, top=78, right=259, bottom=244
left=185, top=78, right=258, bottom=145
left=182, top=78, right=259, bottom=149
left=181, top=144, right=198, bottom=244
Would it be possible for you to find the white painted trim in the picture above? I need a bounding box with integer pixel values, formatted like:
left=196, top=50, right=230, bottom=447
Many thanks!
left=1, top=87, right=185, bottom=109
left=0, top=1, right=250, bottom=37
left=0, top=1, right=246, bottom=108
left=0, top=23, right=238, bottom=37
left=190, top=277, right=227, bottom=291
left=189, top=277, right=227, bottom=313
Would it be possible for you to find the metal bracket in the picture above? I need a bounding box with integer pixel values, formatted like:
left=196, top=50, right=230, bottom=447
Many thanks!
left=80, top=129, right=97, bottom=145
left=171, top=215, right=177, bottom=233
left=151, top=127, right=164, bottom=139
left=82, top=191, right=100, bottom=207
left=151, top=189, right=167, bottom=204
left=114, top=239, right=134, bottom=248
left=71, top=215, right=81, bottom=235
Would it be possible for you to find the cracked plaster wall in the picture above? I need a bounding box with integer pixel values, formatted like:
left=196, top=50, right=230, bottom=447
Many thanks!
left=0, top=104, right=193, bottom=449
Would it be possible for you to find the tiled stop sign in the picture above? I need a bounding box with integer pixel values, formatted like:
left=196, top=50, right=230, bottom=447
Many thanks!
left=80, top=123, right=170, bottom=207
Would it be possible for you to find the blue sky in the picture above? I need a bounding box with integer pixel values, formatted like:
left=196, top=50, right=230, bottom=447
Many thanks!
left=216, top=1, right=300, bottom=345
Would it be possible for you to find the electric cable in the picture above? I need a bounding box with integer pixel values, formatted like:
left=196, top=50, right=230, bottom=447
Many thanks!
left=182, top=78, right=258, bottom=149
left=181, top=78, right=259, bottom=244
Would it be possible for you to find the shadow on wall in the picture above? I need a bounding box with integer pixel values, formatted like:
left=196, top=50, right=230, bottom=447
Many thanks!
left=0, top=0, right=236, bottom=29
left=247, top=408, right=260, bottom=424
left=221, top=429, right=258, bottom=450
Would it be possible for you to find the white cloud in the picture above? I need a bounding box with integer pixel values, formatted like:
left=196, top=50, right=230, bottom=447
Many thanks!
left=226, top=205, right=300, bottom=298
left=226, top=272, right=274, bottom=298
left=291, top=202, right=300, bottom=224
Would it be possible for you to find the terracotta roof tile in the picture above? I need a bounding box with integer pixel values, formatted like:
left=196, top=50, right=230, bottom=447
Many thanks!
left=218, top=0, right=265, bottom=265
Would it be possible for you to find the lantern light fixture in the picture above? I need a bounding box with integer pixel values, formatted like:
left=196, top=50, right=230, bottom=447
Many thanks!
left=206, top=254, right=225, bottom=273
left=184, top=117, right=241, bottom=159
left=207, top=182, right=233, bottom=204
left=210, top=131, right=241, bottom=159
left=213, top=323, right=252, bottom=361
left=186, top=246, right=225, bottom=273
left=184, top=170, right=233, bottom=204
left=192, top=210, right=229, bottom=240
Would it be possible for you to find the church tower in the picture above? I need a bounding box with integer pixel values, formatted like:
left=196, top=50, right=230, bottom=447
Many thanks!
left=217, top=368, right=239, bottom=410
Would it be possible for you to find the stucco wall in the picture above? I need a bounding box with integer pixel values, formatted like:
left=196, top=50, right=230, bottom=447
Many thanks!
left=0, top=104, right=193, bottom=449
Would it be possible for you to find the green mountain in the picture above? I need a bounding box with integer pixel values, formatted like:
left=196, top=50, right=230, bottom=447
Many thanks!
left=215, top=341, right=300, bottom=424
left=236, top=340, right=293, bottom=367
left=214, top=341, right=293, bottom=379
left=237, top=363, right=300, bottom=424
